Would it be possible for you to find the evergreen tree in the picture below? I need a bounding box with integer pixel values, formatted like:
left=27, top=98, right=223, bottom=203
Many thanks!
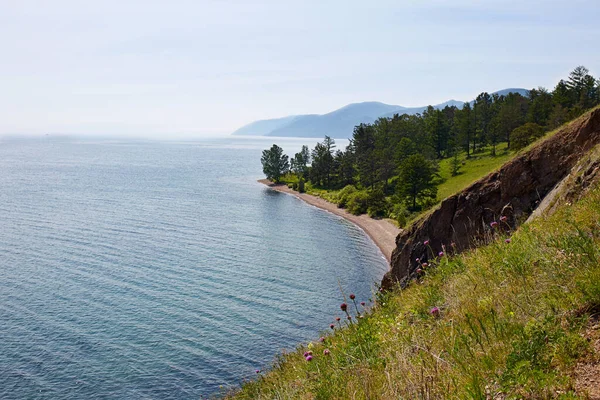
left=352, top=124, right=378, bottom=189
left=397, top=154, right=437, bottom=210
left=261, top=144, right=289, bottom=183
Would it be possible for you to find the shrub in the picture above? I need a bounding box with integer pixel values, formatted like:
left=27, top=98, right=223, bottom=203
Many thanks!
left=336, top=185, right=358, bottom=208
left=367, top=188, right=388, bottom=218
left=346, top=191, right=369, bottom=215
left=510, top=122, right=545, bottom=150
left=298, top=179, right=305, bottom=193
left=391, top=203, right=409, bottom=227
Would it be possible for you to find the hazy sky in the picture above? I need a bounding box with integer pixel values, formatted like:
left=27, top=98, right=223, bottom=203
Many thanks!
left=1, top=0, right=599, bottom=137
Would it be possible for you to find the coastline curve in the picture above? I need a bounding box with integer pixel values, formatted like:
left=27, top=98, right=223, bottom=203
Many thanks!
left=258, top=179, right=401, bottom=264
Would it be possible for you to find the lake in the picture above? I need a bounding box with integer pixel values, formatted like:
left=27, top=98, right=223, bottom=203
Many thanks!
left=0, top=136, right=388, bottom=399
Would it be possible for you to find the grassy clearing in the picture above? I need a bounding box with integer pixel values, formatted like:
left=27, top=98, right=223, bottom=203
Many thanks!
left=229, top=182, right=600, bottom=399
left=437, top=144, right=514, bottom=201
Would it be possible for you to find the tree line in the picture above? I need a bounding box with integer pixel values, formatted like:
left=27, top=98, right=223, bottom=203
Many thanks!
left=261, top=66, right=600, bottom=220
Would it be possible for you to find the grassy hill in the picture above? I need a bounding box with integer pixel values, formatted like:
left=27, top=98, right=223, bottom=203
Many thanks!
left=229, top=175, right=600, bottom=399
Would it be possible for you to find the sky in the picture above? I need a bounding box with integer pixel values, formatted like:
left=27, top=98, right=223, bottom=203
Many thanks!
left=1, top=0, right=599, bottom=138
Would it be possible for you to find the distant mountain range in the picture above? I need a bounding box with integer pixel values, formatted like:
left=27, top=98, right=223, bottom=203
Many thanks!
left=232, top=88, right=529, bottom=138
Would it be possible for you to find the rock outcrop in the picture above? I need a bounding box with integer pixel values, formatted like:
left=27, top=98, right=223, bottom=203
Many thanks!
left=382, top=107, right=600, bottom=289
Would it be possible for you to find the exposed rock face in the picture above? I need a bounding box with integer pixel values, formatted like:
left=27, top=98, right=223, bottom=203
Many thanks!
left=382, top=108, right=600, bottom=289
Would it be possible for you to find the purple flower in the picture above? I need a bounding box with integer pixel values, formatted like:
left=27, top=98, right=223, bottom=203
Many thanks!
left=500, top=216, right=507, bottom=222
left=340, top=303, right=347, bottom=312
left=415, top=258, right=420, bottom=262
left=438, top=251, right=444, bottom=257
left=430, top=307, right=440, bottom=316
left=424, top=240, right=430, bottom=246
left=349, top=294, right=356, bottom=300
left=305, top=355, right=313, bottom=361
left=323, top=349, right=330, bottom=355
left=416, top=268, right=423, bottom=274
left=330, top=324, right=335, bottom=329
left=490, top=221, right=498, bottom=228
left=422, top=262, right=428, bottom=267
left=360, top=301, right=366, bottom=306
left=256, top=369, right=261, bottom=374
left=505, top=238, right=511, bottom=244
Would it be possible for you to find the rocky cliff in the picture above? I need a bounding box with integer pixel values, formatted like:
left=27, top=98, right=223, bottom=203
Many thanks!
left=382, top=107, right=600, bottom=289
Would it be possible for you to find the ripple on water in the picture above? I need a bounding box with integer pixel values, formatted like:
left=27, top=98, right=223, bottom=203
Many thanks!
left=0, top=139, right=388, bottom=398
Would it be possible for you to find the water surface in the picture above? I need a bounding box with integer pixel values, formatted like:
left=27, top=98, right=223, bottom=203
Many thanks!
left=0, top=137, right=388, bottom=399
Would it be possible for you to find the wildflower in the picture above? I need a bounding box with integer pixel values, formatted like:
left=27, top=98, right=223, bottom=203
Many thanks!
left=319, top=337, right=325, bottom=342
left=323, top=349, right=330, bottom=355
left=340, top=303, right=347, bottom=311
left=505, top=238, right=511, bottom=243
left=335, top=317, right=341, bottom=322
left=500, top=216, right=507, bottom=222
left=415, top=258, right=420, bottom=262
left=256, top=370, right=261, bottom=374
left=347, top=315, right=352, bottom=320
left=438, top=251, right=444, bottom=257
left=416, top=268, right=423, bottom=274
left=422, top=262, right=428, bottom=268
left=490, top=221, right=498, bottom=228
left=360, top=302, right=366, bottom=306
left=451, top=242, right=456, bottom=247
left=424, top=240, right=430, bottom=246
left=303, top=352, right=309, bottom=358
left=430, top=306, right=440, bottom=316
left=305, top=355, right=313, bottom=361
left=330, top=324, right=335, bottom=329
left=349, top=294, right=355, bottom=300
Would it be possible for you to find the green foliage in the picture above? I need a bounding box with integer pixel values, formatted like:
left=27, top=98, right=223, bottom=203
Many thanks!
left=396, top=154, right=438, bottom=210
left=335, top=184, right=357, bottom=208
left=230, top=179, right=600, bottom=400
left=510, top=122, right=545, bottom=150
left=260, top=144, right=289, bottom=183
left=346, top=190, right=369, bottom=215
left=366, top=188, right=388, bottom=218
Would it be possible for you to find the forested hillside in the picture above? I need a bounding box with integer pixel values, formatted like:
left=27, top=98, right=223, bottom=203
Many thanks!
left=261, top=66, right=600, bottom=225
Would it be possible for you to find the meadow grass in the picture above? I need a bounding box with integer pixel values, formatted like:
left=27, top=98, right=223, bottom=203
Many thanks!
left=437, top=143, right=514, bottom=201
left=229, top=182, right=600, bottom=399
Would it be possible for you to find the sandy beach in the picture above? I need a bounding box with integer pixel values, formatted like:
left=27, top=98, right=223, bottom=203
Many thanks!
left=258, top=179, right=401, bottom=264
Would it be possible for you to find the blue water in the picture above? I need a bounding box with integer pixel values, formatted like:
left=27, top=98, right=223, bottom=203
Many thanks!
left=0, top=136, right=388, bottom=399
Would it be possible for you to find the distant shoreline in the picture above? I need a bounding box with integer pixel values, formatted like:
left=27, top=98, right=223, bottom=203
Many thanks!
left=258, top=179, right=401, bottom=264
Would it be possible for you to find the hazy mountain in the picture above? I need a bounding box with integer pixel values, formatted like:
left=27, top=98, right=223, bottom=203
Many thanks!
left=232, top=89, right=529, bottom=139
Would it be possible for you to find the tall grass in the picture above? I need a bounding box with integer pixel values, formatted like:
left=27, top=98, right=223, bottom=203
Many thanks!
left=229, top=182, right=600, bottom=399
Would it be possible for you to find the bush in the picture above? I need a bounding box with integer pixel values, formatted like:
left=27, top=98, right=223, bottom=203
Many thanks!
left=510, top=123, right=545, bottom=150
left=367, top=188, right=388, bottom=218
left=346, top=191, right=369, bottom=215
left=336, top=185, right=358, bottom=208
left=390, top=203, right=409, bottom=227
left=298, top=179, right=305, bottom=193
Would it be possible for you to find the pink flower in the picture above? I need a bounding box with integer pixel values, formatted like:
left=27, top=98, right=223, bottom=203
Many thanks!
left=422, top=262, right=428, bottom=267
left=416, top=268, right=423, bottom=274
left=335, top=317, right=341, bottom=322
left=323, top=349, right=330, bottom=355
left=330, top=324, right=335, bottom=329
left=319, top=337, right=325, bottom=342
left=424, top=240, right=430, bottom=246
left=305, top=355, right=313, bottom=361
left=360, top=302, right=366, bottom=306
left=415, top=258, right=420, bottom=262
left=349, top=294, right=356, bottom=300
left=430, top=307, right=440, bottom=316
left=438, top=251, right=444, bottom=257
left=256, top=369, right=261, bottom=374
left=490, top=221, right=498, bottom=228
left=505, top=238, right=511, bottom=244
left=303, top=352, right=309, bottom=357
left=347, top=315, right=352, bottom=320
left=500, top=216, right=507, bottom=222
left=340, top=303, right=347, bottom=312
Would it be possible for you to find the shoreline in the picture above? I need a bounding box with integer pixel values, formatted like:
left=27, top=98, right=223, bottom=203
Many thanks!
left=258, top=179, right=401, bottom=264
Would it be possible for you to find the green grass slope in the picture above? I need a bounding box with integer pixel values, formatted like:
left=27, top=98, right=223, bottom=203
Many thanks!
left=229, top=181, right=600, bottom=399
